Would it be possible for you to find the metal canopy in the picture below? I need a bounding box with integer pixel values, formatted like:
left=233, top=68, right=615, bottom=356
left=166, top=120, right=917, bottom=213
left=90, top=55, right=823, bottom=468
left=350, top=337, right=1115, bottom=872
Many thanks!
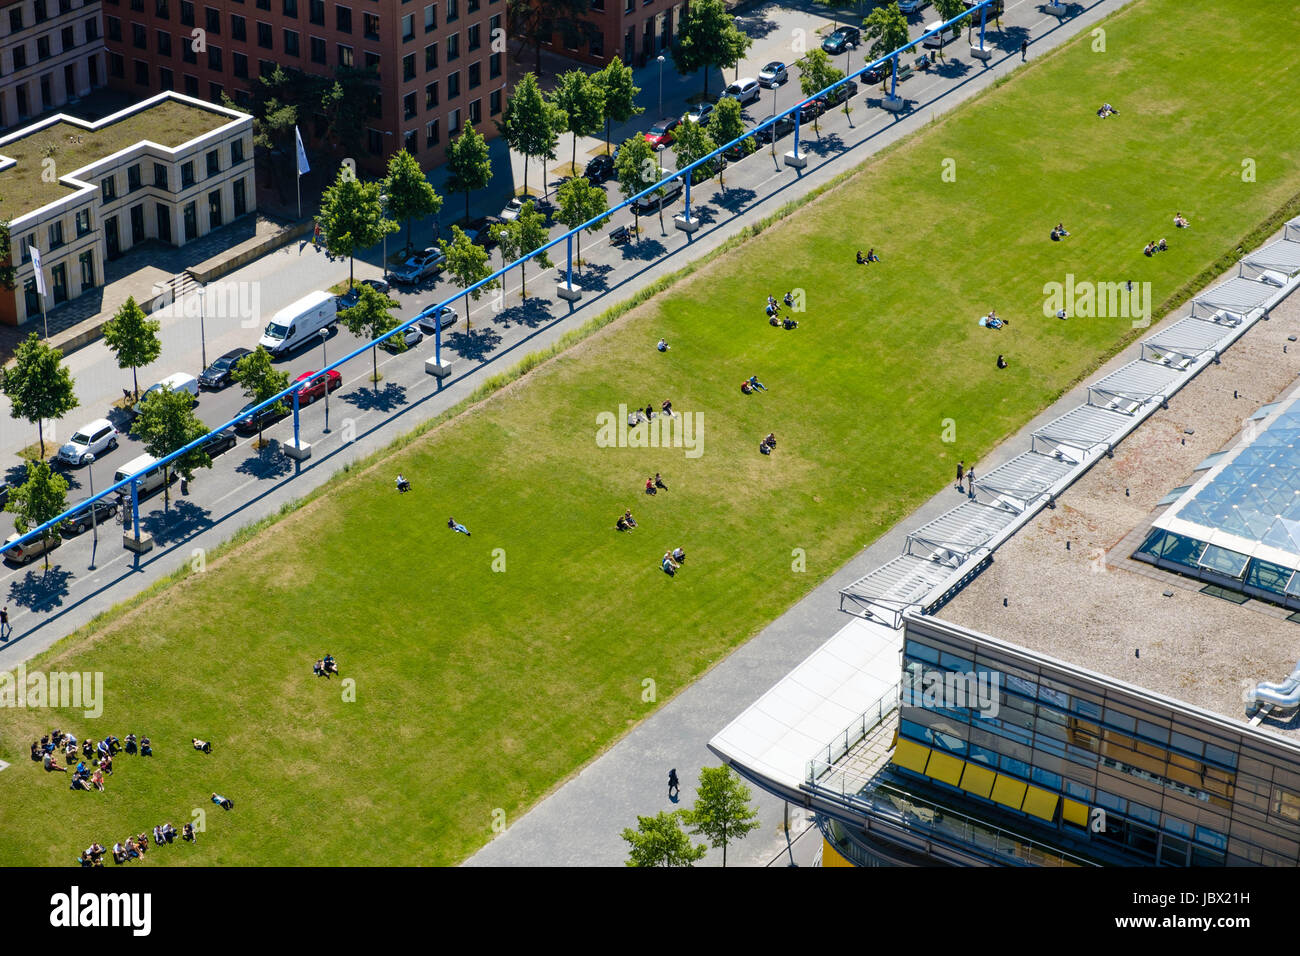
left=1141, top=316, right=1233, bottom=367
left=1031, top=404, right=1131, bottom=456
left=1286, top=217, right=1300, bottom=243
left=1242, top=239, right=1300, bottom=279
left=978, top=451, right=1075, bottom=504
left=1087, top=360, right=1185, bottom=414
left=1191, top=276, right=1276, bottom=321
left=840, top=554, right=954, bottom=612
left=905, top=500, right=1019, bottom=564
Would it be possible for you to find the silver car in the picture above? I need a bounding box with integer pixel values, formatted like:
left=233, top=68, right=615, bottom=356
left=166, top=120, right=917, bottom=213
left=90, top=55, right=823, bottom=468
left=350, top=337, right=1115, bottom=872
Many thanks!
left=758, top=61, right=788, bottom=88
left=391, top=247, right=445, bottom=284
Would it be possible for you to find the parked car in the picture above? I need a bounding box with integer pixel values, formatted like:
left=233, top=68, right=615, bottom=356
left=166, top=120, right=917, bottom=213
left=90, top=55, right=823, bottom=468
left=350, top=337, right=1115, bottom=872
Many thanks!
left=758, top=61, right=788, bottom=87
left=683, top=102, right=714, bottom=125
left=755, top=112, right=797, bottom=143
left=823, top=79, right=859, bottom=107
left=381, top=325, right=425, bottom=352
left=499, top=197, right=525, bottom=221
left=822, top=26, right=861, bottom=55
left=233, top=400, right=290, bottom=435
left=723, top=134, right=758, bottom=161
left=963, top=0, right=1002, bottom=14
left=200, top=426, right=239, bottom=458
left=199, top=347, right=253, bottom=390
left=862, top=61, right=891, bottom=84
left=3, top=530, right=62, bottom=565
left=898, top=0, right=928, bottom=12
left=132, top=372, right=199, bottom=417
left=465, top=215, right=504, bottom=251
left=60, top=497, right=119, bottom=536
left=584, top=153, right=616, bottom=184
left=631, top=176, right=684, bottom=213
left=336, top=278, right=391, bottom=311
left=644, top=117, right=681, bottom=149
left=390, top=247, right=445, bottom=284
left=416, top=305, right=459, bottom=336
left=57, top=419, right=118, bottom=466
left=721, top=78, right=761, bottom=106
left=294, top=369, right=343, bottom=405
left=799, top=98, right=826, bottom=123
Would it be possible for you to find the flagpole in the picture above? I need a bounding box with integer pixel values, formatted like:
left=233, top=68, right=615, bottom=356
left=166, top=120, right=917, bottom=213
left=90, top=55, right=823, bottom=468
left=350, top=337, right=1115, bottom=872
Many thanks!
left=40, top=294, right=48, bottom=341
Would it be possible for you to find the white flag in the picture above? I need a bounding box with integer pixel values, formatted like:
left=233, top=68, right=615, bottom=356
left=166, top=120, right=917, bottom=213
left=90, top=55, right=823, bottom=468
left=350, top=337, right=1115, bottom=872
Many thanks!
left=28, top=246, right=45, bottom=297
left=295, top=125, right=310, bottom=176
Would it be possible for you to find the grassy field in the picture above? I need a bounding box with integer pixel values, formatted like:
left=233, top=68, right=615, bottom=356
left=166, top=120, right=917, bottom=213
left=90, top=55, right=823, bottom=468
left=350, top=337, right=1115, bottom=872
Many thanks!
left=4, top=0, right=1300, bottom=866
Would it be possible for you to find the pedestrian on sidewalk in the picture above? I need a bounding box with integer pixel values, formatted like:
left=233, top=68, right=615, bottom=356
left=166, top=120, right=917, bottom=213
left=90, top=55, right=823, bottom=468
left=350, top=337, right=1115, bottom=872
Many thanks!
left=1, top=605, right=10, bottom=640
left=312, top=222, right=322, bottom=250
left=956, top=461, right=965, bottom=492
left=1021, top=39, right=1028, bottom=61
left=967, top=464, right=976, bottom=499
left=668, top=768, right=680, bottom=800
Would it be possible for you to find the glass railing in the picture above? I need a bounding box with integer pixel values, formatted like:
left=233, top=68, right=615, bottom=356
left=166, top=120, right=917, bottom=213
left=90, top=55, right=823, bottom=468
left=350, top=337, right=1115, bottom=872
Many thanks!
left=806, top=682, right=901, bottom=777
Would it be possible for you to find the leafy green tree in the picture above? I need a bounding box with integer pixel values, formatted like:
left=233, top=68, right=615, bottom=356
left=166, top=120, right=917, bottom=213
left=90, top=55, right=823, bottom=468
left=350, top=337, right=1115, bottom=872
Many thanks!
left=593, top=58, right=643, bottom=155
left=2, top=332, right=78, bottom=458
left=622, top=811, right=707, bottom=867
left=931, top=0, right=966, bottom=58
left=554, top=177, right=610, bottom=273
left=552, top=69, right=605, bottom=176
left=231, top=346, right=291, bottom=447
left=439, top=225, right=498, bottom=330
left=672, top=0, right=752, bottom=99
left=101, top=295, right=161, bottom=401
left=796, top=49, right=845, bottom=131
left=445, top=122, right=493, bottom=224
left=496, top=201, right=552, bottom=300
left=6, top=460, right=68, bottom=570
left=318, top=169, right=398, bottom=285
left=131, top=387, right=211, bottom=511
left=499, top=73, right=566, bottom=200
left=672, top=119, right=717, bottom=185
left=339, top=284, right=403, bottom=384
left=318, top=66, right=382, bottom=155
left=708, top=98, right=747, bottom=188
left=384, top=149, right=443, bottom=257
left=506, top=0, right=597, bottom=75
left=614, top=134, right=658, bottom=237
left=681, top=766, right=761, bottom=867
left=863, top=3, right=911, bottom=97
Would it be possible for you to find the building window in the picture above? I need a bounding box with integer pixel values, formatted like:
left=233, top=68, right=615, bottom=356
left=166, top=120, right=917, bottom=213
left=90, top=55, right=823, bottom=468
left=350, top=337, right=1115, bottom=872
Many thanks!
left=208, top=45, right=222, bottom=69
left=234, top=51, right=249, bottom=76
left=404, top=129, right=418, bottom=153
left=181, top=161, right=195, bottom=187
left=364, top=50, right=380, bottom=72
left=283, top=0, right=297, bottom=15
left=157, top=30, right=172, bottom=54
left=48, top=220, right=65, bottom=249
left=76, top=209, right=93, bottom=236
left=209, top=81, right=223, bottom=102
left=310, top=36, right=325, bottom=63
left=51, top=264, right=68, bottom=305
left=233, top=178, right=247, bottom=216
left=61, top=26, right=75, bottom=52
left=447, top=70, right=459, bottom=99
left=159, top=66, right=173, bottom=88
left=337, top=43, right=352, bottom=67
left=79, top=251, right=95, bottom=289
left=85, top=17, right=99, bottom=40
left=489, top=88, right=501, bottom=116
left=257, top=21, right=271, bottom=47
left=447, top=32, right=458, bottom=61
left=184, top=202, right=198, bottom=240
left=425, top=118, right=439, bottom=148
left=205, top=6, right=220, bottom=32
left=592, top=0, right=603, bottom=9
left=13, top=46, right=28, bottom=71
left=448, top=107, right=460, bottom=134
left=468, top=60, right=479, bottom=88
left=154, top=163, right=169, bottom=189
left=128, top=164, right=143, bottom=192
left=363, top=11, right=378, bottom=38
left=425, top=42, right=437, bottom=70
left=109, top=52, right=125, bottom=78
left=366, top=128, right=382, bottom=154
left=259, top=58, right=275, bottom=77
left=182, top=36, right=197, bottom=62
left=234, top=89, right=251, bottom=107
left=184, top=73, right=198, bottom=95
left=232, top=14, right=246, bottom=39
left=206, top=149, right=220, bottom=176
left=37, top=35, right=52, bottom=60
left=468, top=98, right=480, bottom=125
left=34, top=0, right=48, bottom=21
left=467, top=23, right=479, bottom=50
left=423, top=2, right=435, bottom=31
left=336, top=4, right=351, bottom=32
left=231, top=139, right=245, bottom=164
left=107, top=16, right=122, bottom=40
left=8, top=8, right=22, bottom=30
left=424, top=80, right=438, bottom=108
left=402, top=52, right=415, bottom=80
left=284, top=29, right=299, bottom=56
left=309, top=0, right=323, bottom=24
left=489, top=51, right=500, bottom=78
left=130, top=0, right=143, bottom=10
left=401, top=13, right=413, bottom=41
left=156, top=0, right=169, bottom=15
left=134, top=59, right=150, bottom=84
left=208, top=189, right=223, bottom=229
left=24, top=280, right=41, bottom=321
left=446, top=0, right=456, bottom=21
left=131, top=22, right=146, bottom=48
left=101, top=175, right=117, bottom=202
left=403, top=91, right=417, bottom=120
left=180, top=0, right=194, bottom=25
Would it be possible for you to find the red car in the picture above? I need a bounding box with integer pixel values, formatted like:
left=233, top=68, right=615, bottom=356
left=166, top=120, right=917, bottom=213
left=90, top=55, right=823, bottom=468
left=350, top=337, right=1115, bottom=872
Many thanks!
left=644, top=117, right=681, bottom=150
left=294, top=369, right=342, bottom=404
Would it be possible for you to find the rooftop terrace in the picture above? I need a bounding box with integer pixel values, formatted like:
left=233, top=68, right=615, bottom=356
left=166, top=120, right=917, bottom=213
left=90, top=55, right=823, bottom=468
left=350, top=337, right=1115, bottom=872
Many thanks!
left=0, top=98, right=231, bottom=220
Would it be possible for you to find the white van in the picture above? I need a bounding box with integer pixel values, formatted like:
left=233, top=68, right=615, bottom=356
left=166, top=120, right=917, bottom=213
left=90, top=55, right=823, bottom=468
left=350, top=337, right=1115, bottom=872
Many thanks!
left=259, top=291, right=337, bottom=357
left=133, top=372, right=199, bottom=416
left=114, top=453, right=171, bottom=498
left=922, top=21, right=960, bottom=47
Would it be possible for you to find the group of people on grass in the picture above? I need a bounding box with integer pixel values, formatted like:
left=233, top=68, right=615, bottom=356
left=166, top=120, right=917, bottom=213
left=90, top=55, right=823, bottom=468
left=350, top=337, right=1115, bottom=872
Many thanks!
left=392, top=476, right=473, bottom=537
left=80, top=820, right=197, bottom=866
left=313, top=654, right=340, bottom=678
left=644, top=473, right=668, bottom=495
left=627, top=401, right=677, bottom=427
left=1050, top=222, right=1070, bottom=241
left=662, top=547, right=687, bottom=575
left=855, top=249, right=880, bottom=264
left=765, top=293, right=800, bottom=329
left=33, top=731, right=152, bottom=790
left=740, top=375, right=767, bottom=394
left=1143, top=237, right=1169, bottom=257
left=1097, top=102, right=1119, bottom=118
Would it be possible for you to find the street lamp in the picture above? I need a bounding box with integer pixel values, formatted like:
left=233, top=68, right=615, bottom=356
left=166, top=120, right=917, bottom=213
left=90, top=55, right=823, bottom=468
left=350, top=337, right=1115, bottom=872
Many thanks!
left=318, top=328, right=330, bottom=434
left=380, top=192, right=390, bottom=280
left=735, top=18, right=743, bottom=81
left=199, top=283, right=208, bottom=372
left=657, top=54, right=665, bottom=118
left=85, top=452, right=98, bottom=565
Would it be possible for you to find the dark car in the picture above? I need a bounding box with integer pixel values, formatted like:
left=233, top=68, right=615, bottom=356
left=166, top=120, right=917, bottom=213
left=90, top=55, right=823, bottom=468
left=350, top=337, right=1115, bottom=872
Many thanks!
left=631, top=176, right=684, bottom=213
left=584, top=153, right=616, bottom=184
left=61, top=496, right=119, bottom=536
left=233, top=399, right=290, bottom=435
left=722, top=134, right=758, bottom=161
left=963, top=0, right=1003, bottom=14
left=822, top=26, right=861, bottom=55
left=200, top=427, right=238, bottom=458
left=755, top=112, right=797, bottom=143
left=199, top=347, right=252, bottom=390
left=823, top=79, right=859, bottom=107
left=799, top=98, right=826, bottom=123
left=465, top=215, right=504, bottom=251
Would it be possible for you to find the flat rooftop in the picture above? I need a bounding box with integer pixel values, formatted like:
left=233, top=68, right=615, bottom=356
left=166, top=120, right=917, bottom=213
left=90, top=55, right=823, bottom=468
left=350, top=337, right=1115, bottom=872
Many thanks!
left=0, top=98, right=230, bottom=219
left=939, top=286, right=1300, bottom=739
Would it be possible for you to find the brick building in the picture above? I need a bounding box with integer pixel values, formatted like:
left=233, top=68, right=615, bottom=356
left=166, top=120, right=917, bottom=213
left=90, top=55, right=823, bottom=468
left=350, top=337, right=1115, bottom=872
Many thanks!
left=540, top=0, right=685, bottom=70
left=0, top=0, right=109, bottom=132
left=100, top=0, right=503, bottom=173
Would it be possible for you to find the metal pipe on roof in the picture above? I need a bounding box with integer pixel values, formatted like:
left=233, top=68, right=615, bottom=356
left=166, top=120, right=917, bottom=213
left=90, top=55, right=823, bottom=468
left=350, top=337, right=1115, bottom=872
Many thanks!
left=1246, top=661, right=1300, bottom=713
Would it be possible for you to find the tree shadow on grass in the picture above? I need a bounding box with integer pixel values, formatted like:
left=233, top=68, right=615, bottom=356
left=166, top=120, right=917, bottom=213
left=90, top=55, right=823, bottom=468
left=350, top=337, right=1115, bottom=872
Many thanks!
left=445, top=326, right=504, bottom=363
left=7, top=564, right=73, bottom=613
left=341, top=381, right=409, bottom=414
left=139, top=498, right=212, bottom=546
left=493, top=297, right=554, bottom=330
left=234, top=442, right=294, bottom=481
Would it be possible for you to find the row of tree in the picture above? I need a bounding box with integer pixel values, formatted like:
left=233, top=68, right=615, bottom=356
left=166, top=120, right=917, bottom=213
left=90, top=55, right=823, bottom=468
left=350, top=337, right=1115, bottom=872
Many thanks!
left=622, top=765, right=760, bottom=867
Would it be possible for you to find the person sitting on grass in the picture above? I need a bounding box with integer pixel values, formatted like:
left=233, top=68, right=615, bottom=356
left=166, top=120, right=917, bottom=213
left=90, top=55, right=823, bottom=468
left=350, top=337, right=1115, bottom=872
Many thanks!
left=107, top=735, right=121, bottom=755
left=867, top=248, right=880, bottom=262
left=616, top=514, right=632, bottom=532
left=770, top=315, right=781, bottom=327
left=100, top=753, right=113, bottom=776
left=1158, top=237, right=1168, bottom=251
left=140, top=737, right=152, bottom=757
left=153, top=826, right=165, bottom=846
left=997, top=354, right=1008, bottom=369
left=323, top=654, right=338, bottom=675
left=645, top=477, right=657, bottom=495
left=1175, top=212, right=1190, bottom=228
left=672, top=546, right=686, bottom=564
left=182, top=823, right=196, bottom=843
left=661, top=400, right=674, bottom=418
left=70, top=775, right=92, bottom=791
left=1143, top=241, right=1154, bottom=257
left=30, top=741, right=41, bottom=762
left=163, top=823, right=177, bottom=844
left=193, top=738, right=212, bottom=754
left=396, top=474, right=411, bottom=493
left=741, top=380, right=753, bottom=394
left=125, top=838, right=140, bottom=859
left=766, top=302, right=779, bottom=318
left=91, top=769, right=104, bottom=792
left=64, top=740, right=77, bottom=763
left=314, top=659, right=328, bottom=678
left=662, top=552, right=678, bottom=576
left=43, top=752, right=67, bottom=772
left=124, top=733, right=137, bottom=755
left=212, top=793, right=234, bottom=810
left=81, top=739, right=94, bottom=760
left=135, top=834, right=149, bottom=857
left=783, top=317, right=799, bottom=329
left=783, top=291, right=795, bottom=308
left=856, top=250, right=867, bottom=265
left=657, top=338, right=670, bottom=352
left=644, top=403, right=656, bottom=421
left=448, top=517, right=472, bottom=537
left=654, top=473, right=668, bottom=492
left=748, top=375, right=768, bottom=392
left=112, top=842, right=128, bottom=864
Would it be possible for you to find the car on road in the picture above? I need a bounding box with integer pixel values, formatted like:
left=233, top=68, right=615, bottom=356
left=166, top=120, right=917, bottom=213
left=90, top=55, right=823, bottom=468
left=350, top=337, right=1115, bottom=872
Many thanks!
left=754, top=112, right=797, bottom=143
left=823, top=79, right=859, bottom=107
left=57, top=419, right=118, bottom=466
left=336, top=279, right=391, bottom=311
left=60, top=497, right=119, bottom=536
left=799, top=98, right=826, bottom=123
left=631, top=176, right=684, bottom=213
left=644, top=117, right=681, bottom=149
left=822, top=26, right=861, bottom=55
left=3, top=530, right=62, bottom=565
left=962, top=0, right=1002, bottom=14
left=862, top=61, right=891, bottom=84
left=758, top=61, right=788, bottom=87
left=199, top=347, right=253, bottom=390
left=294, top=369, right=343, bottom=405
left=416, top=305, right=458, bottom=336
left=722, top=134, right=758, bottom=161
left=721, top=78, right=761, bottom=106
left=584, top=153, right=616, bottom=184
left=683, top=102, right=713, bottom=126
left=381, top=325, right=425, bottom=352
left=499, top=197, right=525, bottom=221
left=899, top=0, right=928, bottom=12
left=200, top=426, right=239, bottom=458
left=390, top=247, right=445, bottom=284
left=233, top=399, right=290, bottom=435
left=464, top=215, right=504, bottom=251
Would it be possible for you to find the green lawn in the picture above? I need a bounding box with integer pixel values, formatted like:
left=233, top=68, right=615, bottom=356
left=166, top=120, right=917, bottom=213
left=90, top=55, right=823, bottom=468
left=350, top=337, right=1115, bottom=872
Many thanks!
left=4, top=0, right=1300, bottom=866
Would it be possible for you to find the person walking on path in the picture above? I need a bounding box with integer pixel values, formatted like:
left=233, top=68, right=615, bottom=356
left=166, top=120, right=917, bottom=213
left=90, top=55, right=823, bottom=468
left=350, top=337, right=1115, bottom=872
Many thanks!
left=668, top=768, right=680, bottom=800
left=1021, top=39, right=1028, bottom=61
left=956, top=461, right=965, bottom=492
left=967, top=464, right=976, bottom=500
left=1, top=605, right=10, bottom=640
left=448, top=518, right=471, bottom=537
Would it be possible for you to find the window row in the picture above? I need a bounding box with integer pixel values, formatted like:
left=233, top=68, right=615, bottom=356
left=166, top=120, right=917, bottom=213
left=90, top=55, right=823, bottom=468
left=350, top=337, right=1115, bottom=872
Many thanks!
left=2, top=19, right=97, bottom=73
left=98, top=141, right=247, bottom=208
